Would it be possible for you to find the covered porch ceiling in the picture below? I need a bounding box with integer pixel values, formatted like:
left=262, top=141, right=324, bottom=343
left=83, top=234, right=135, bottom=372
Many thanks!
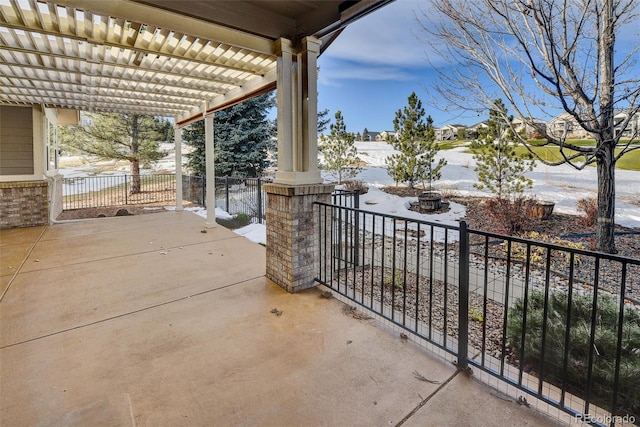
left=0, top=0, right=392, bottom=125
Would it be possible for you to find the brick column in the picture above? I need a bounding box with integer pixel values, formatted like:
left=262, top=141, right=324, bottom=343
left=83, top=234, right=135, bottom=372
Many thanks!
left=264, top=183, right=334, bottom=293
left=0, top=181, right=49, bottom=229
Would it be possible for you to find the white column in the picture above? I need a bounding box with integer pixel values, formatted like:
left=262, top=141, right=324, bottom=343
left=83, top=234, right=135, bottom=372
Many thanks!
left=273, top=37, right=322, bottom=185
left=174, top=125, right=183, bottom=211
left=274, top=38, right=294, bottom=183
left=205, top=114, right=217, bottom=228
left=300, top=37, right=321, bottom=177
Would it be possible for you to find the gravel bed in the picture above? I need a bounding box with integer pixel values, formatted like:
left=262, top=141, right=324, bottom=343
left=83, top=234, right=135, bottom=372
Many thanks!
left=329, top=265, right=509, bottom=360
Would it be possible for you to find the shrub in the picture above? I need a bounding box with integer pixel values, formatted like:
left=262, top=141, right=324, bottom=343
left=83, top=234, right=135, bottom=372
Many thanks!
left=507, top=290, right=640, bottom=418
left=344, top=179, right=369, bottom=194
left=577, top=197, right=598, bottom=226
left=235, top=212, right=250, bottom=226
left=484, top=196, right=536, bottom=234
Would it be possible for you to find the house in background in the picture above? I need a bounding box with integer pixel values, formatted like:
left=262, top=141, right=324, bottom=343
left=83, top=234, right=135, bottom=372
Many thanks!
left=376, top=130, right=397, bottom=141
left=361, top=131, right=380, bottom=141
left=435, top=124, right=466, bottom=141
left=614, top=112, right=640, bottom=139
left=463, top=121, right=489, bottom=140
left=511, top=118, right=547, bottom=139
left=548, top=113, right=591, bottom=139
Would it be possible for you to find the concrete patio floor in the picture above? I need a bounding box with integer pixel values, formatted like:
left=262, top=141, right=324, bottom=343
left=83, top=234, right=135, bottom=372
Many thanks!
left=1, top=211, right=567, bottom=426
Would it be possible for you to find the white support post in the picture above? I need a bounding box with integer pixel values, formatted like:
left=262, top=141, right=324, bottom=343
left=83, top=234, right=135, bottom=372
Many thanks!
left=205, top=114, right=217, bottom=228
left=275, top=38, right=294, bottom=183
left=301, top=37, right=320, bottom=177
left=273, top=37, right=322, bottom=185
left=174, top=125, right=183, bottom=211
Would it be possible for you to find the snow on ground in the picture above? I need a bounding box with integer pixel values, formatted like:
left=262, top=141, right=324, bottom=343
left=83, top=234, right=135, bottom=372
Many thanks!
left=60, top=140, right=640, bottom=245
left=353, top=141, right=640, bottom=228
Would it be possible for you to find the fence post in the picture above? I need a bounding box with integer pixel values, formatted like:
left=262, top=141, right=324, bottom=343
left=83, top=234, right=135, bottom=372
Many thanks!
left=124, top=175, right=128, bottom=205
left=257, top=178, right=263, bottom=223
left=457, top=220, right=470, bottom=370
left=224, top=175, right=231, bottom=213
left=202, top=176, right=206, bottom=207
left=353, top=189, right=360, bottom=266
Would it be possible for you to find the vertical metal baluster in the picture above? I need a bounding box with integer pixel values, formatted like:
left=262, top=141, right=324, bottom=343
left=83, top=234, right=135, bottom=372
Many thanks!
left=500, top=238, right=512, bottom=378
left=537, top=247, right=553, bottom=396
left=584, top=257, right=600, bottom=416
left=559, top=251, right=576, bottom=407
left=610, top=261, right=627, bottom=422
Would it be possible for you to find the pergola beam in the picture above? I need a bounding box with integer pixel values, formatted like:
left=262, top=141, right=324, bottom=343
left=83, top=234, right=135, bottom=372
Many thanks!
left=53, top=0, right=276, bottom=55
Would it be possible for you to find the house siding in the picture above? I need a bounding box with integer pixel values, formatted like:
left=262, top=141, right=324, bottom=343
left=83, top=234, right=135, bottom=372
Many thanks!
left=0, top=106, right=34, bottom=175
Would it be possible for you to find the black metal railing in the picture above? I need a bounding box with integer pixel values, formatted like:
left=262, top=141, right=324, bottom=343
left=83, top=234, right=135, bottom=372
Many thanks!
left=182, top=175, right=268, bottom=224
left=214, top=176, right=266, bottom=224
left=63, top=174, right=268, bottom=224
left=62, top=174, right=176, bottom=210
left=314, top=202, right=639, bottom=426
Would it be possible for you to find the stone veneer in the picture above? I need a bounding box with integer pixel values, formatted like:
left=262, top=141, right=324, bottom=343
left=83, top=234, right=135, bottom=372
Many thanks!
left=0, top=181, right=49, bottom=229
left=264, top=183, right=334, bottom=293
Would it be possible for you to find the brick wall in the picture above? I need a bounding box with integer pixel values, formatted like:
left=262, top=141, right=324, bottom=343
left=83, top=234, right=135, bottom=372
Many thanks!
left=0, top=181, right=49, bottom=229
left=264, top=183, right=333, bottom=293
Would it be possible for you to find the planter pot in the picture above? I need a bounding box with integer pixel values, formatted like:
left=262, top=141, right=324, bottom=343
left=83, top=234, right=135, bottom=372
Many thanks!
left=529, top=201, right=555, bottom=220
left=418, top=191, right=442, bottom=212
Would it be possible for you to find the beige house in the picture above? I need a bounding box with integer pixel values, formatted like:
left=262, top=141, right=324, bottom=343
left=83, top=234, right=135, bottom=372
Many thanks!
left=435, top=124, right=466, bottom=141
left=548, top=112, right=640, bottom=140
left=614, top=112, right=640, bottom=139
left=548, top=113, right=591, bottom=139
left=511, top=118, right=547, bottom=139
left=376, top=130, right=397, bottom=141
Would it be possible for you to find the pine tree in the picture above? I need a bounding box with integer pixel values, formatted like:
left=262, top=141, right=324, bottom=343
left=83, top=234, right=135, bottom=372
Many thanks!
left=386, top=92, right=447, bottom=189
left=59, top=113, right=166, bottom=193
left=318, top=108, right=331, bottom=134
left=320, top=111, right=362, bottom=184
left=184, top=92, right=276, bottom=177
left=473, top=99, right=535, bottom=200
left=362, top=127, right=369, bottom=141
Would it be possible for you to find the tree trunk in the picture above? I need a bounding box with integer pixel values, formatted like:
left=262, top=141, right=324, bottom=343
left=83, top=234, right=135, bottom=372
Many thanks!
left=130, top=115, right=141, bottom=194
left=594, top=0, right=616, bottom=254
left=130, top=159, right=141, bottom=194
left=595, top=141, right=616, bottom=253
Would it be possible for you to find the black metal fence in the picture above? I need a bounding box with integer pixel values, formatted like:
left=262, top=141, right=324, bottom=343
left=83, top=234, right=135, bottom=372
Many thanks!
left=62, top=174, right=176, bottom=210
left=314, top=202, right=639, bottom=426
left=63, top=174, right=268, bottom=224
left=182, top=175, right=267, bottom=224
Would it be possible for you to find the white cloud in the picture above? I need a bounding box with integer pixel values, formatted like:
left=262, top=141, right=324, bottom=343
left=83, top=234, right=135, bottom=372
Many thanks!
left=321, top=1, right=441, bottom=68
left=318, top=61, right=414, bottom=87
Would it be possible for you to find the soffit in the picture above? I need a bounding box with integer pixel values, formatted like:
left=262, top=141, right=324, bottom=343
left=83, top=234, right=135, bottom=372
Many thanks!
left=0, top=0, right=392, bottom=123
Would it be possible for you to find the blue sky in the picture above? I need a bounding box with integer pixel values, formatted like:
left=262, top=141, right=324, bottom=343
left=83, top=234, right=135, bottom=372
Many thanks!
left=317, top=1, right=451, bottom=134
left=316, top=0, right=640, bottom=135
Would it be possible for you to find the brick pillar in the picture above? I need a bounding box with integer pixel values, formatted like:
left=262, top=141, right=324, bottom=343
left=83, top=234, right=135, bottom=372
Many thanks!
left=0, top=181, right=49, bottom=229
left=264, top=183, right=334, bottom=293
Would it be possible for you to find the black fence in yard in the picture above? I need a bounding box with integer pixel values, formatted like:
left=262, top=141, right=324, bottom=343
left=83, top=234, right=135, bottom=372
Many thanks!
left=62, top=174, right=176, bottom=210
left=62, top=174, right=269, bottom=224
left=183, top=175, right=267, bottom=224
left=314, top=202, right=639, bottom=427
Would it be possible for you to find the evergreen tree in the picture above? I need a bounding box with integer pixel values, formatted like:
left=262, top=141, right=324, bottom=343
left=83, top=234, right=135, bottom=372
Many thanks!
left=317, top=108, right=331, bottom=134
left=184, top=92, right=276, bottom=177
left=473, top=99, right=535, bottom=200
left=386, top=92, right=447, bottom=189
left=59, top=112, right=166, bottom=193
left=362, top=127, right=370, bottom=141
left=154, top=117, right=174, bottom=142
left=320, top=111, right=362, bottom=184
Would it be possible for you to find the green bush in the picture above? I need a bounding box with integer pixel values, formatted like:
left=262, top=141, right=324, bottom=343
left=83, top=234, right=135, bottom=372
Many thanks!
left=235, top=213, right=250, bottom=225
left=507, top=290, right=640, bottom=418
